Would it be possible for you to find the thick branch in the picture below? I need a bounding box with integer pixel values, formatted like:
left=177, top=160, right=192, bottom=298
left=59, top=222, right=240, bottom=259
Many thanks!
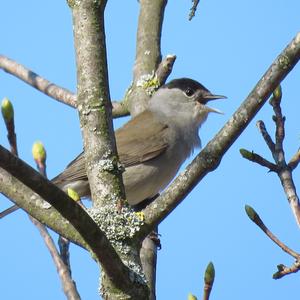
left=0, top=55, right=129, bottom=118
left=130, top=3, right=169, bottom=299
left=69, top=1, right=147, bottom=297
left=70, top=0, right=125, bottom=208
left=0, top=168, right=85, bottom=246
left=139, top=31, right=300, bottom=237
left=128, top=0, right=167, bottom=116
left=0, top=145, right=135, bottom=292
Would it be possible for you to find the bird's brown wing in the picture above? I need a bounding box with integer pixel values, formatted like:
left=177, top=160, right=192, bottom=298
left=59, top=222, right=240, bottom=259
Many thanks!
left=52, top=152, right=86, bottom=185
left=52, top=110, right=169, bottom=184
left=116, top=110, right=169, bottom=167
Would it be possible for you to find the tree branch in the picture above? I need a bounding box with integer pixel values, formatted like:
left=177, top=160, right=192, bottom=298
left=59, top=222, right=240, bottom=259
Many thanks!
left=0, top=54, right=77, bottom=108
left=0, top=55, right=129, bottom=118
left=0, top=169, right=85, bottom=247
left=189, top=0, right=200, bottom=21
left=245, top=205, right=300, bottom=280
left=129, top=3, right=169, bottom=298
left=68, top=0, right=148, bottom=298
left=245, top=205, right=300, bottom=259
left=239, top=148, right=278, bottom=172
left=138, top=31, right=300, bottom=238
left=127, top=0, right=167, bottom=116
left=288, top=148, right=300, bottom=170
left=243, top=85, right=300, bottom=227
left=273, top=261, right=300, bottom=279
left=256, top=120, right=276, bottom=153
left=70, top=0, right=124, bottom=209
left=30, top=217, right=81, bottom=300
left=269, top=89, right=300, bottom=226
left=30, top=142, right=81, bottom=300
left=0, top=145, right=138, bottom=294
left=155, top=54, right=176, bottom=84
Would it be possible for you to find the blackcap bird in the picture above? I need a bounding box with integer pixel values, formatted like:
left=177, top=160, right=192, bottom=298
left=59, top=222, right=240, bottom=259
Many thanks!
left=52, top=78, right=225, bottom=206
left=0, top=78, right=225, bottom=218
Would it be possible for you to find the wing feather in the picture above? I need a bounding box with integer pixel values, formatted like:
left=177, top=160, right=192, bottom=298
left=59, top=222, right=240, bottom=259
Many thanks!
left=52, top=110, right=169, bottom=185
left=116, top=111, right=169, bottom=166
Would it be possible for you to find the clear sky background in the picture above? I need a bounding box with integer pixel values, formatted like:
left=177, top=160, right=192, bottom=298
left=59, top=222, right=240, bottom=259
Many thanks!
left=0, top=1, right=300, bottom=299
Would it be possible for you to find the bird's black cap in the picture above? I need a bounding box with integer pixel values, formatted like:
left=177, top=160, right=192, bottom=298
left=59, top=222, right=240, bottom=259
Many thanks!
left=163, top=78, right=226, bottom=104
left=163, top=78, right=210, bottom=93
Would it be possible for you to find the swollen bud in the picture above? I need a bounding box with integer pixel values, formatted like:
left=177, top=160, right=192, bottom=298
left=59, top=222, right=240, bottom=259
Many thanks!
left=273, top=264, right=285, bottom=279
left=1, top=97, right=14, bottom=122
left=187, top=293, right=197, bottom=300
left=32, top=141, right=46, bottom=164
left=273, top=85, right=282, bottom=102
left=204, top=262, right=215, bottom=285
left=245, top=204, right=257, bottom=222
left=239, top=148, right=253, bottom=160
left=67, top=188, right=80, bottom=202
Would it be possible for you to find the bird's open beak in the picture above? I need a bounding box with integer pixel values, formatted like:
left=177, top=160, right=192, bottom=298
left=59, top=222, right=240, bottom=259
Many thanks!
left=201, top=93, right=226, bottom=114
left=204, top=94, right=227, bottom=101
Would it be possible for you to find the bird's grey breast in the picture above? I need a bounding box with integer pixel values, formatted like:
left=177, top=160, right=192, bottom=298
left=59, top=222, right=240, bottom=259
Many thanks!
left=123, top=125, right=199, bottom=205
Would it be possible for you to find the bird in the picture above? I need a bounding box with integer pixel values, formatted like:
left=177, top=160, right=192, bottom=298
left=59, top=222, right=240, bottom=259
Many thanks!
left=52, top=78, right=225, bottom=206
left=0, top=78, right=225, bottom=217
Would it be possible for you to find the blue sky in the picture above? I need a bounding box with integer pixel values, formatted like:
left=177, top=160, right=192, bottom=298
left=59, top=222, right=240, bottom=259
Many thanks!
left=0, top=1, right=300, bottom=299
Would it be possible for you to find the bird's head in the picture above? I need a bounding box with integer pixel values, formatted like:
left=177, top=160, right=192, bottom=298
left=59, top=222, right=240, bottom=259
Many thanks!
left=149, top=77, right=226, bottom=129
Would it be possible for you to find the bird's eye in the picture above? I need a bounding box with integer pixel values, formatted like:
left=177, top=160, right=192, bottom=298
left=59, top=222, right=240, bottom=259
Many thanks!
left=185, top=87, right=194, bottom=97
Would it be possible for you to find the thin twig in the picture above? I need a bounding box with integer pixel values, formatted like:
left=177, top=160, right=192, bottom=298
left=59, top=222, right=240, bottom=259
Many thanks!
left=1, top=104, right=81, bottom=298
left=248, top=88, right=300, bottom=227
left=58, top=236, right=72, bottom=273
left=246, top=205, right=300, bottom=278
left=0, top=55, right=76, bottom=107
left=189, top=0, right=200, bottom=21
left=269, top=89, right=300, bottom=226
left=273, top=261, right=300, bottom=279
left=256, top=120, right=276, bottom=154
left=0, top=204, right=19, bottom=218
left=1, top=98, right=18, bottom=155
left=31, top=143, right=81, bottom=299
left=288, top=148, right=300, bottom=170
left=31, top=143, right=78, bottom=297
left=155, top=54, right=176, bottom=85
left=30, top=216, right=81, bottom=299
left=5, top=120, right=17, bottom=156
left=239, top=149, right=278, bottom=172
left=0, top=55, right=129, bottom=118
left=245, top=205, right=300, bottom=259
left=269, top=88, right=285, bottom=152
left=203, top=284, right=212, bottom=300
